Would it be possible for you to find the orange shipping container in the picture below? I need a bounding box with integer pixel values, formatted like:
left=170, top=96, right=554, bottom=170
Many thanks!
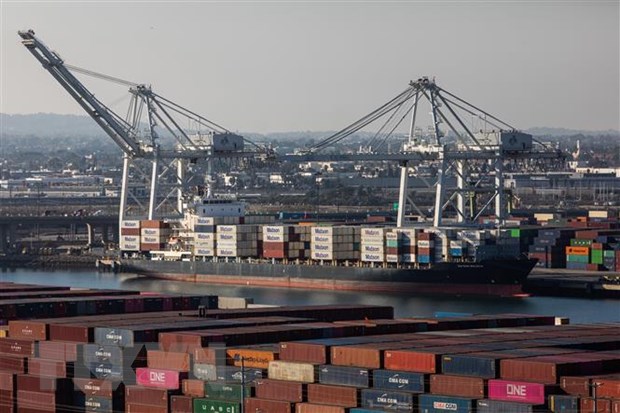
left=245, top=398, right=293, bottom=413
left=596, top=376, right=620, bottom=398
left=227, top=348, right=278, bottom=369
left=147, top=350, right=190, bottom=372
left=581, top=397, right=612, bottom=413
left=181, top=379, right=204, bottom=398
left=566, top=246, right=589, bottom=255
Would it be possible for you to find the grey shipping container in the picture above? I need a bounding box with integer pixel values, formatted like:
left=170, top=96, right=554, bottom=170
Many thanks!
left=477, top=399, right=546, bottom=413
left=319, top=365, right=371, bottom=388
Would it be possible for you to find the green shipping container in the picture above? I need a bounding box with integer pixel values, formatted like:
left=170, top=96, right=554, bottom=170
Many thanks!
left=603, top=250, right=616, bottom=258
left=204, top=382, right=252, bottom=402
left=510, top=229, right=521, bottom=238
left=591, top=250, right=604, bottom=265
left=570, top=239, right=593, bottom=247
left=194, top=398, right=241, bottom=413
left=566, top=255, right=589, bottom=263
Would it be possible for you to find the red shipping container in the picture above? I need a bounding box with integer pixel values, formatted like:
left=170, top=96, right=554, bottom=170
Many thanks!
left=7, top=321, right=47, bottom=341
left=597, top=376, right=620, bottom=398
left=279, top=342, right=330, bottom=364
left=37, top=341, right=79, bottom=362
left=0, top=355, right=27, bottom=373
left=0, top=389, right=14, bottom=413
left=581, top=397, right=612, bottom=413
left=307, top=383, right=359, bottom=407
left=245, top=397, right=293, bottom=413
left=135, top=367, right=185, bottom=390
left=16, top=390, right=58, bottom=411
left=0, top=338, right=36, bottom=357
left=560, top=375, right=591, bottom=396
left=295, top=403, right=347, bottom=413
left=500, top=355, right=607, bottom=384
left=125, top=385, right=171, bottom=407
left=147, top=350, right=190, bottom=372
left=430, top=374, right=485, bottom=398
left=385, top=346, right=475, bottom=373
left=612, top=399, right=620, bottom=413
left=182, top=379, right=205, bottom=397
left=171, top=395, right=193, bottom=413
left=27, top=358, right=71, bottom=378
left=488, top=379, right=553, bottom=405
left=0, top=372, right=14, bottom=391
left=126, top=403, right=169, bottom=413
left=255, top=379, right=305, bottom=402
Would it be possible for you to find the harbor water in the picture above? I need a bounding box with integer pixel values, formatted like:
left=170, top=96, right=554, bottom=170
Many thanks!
left=1, top=268, right=618, bottom=323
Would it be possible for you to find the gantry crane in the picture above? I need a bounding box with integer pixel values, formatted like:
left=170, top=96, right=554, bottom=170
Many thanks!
left=19, top=30, right=565, bottom=230
left=18, top=29, right=273, bottom=228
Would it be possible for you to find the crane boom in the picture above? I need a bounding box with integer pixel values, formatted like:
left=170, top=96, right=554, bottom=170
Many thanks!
left=18, top=29, right=142, bottom=156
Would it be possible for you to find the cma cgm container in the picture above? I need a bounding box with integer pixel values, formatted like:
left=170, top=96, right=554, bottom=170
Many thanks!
left=419, top=394, right=476, bottom=413
left=372, top=369, right=425, bottom=393
left=361, top=388, right=415, bottom=411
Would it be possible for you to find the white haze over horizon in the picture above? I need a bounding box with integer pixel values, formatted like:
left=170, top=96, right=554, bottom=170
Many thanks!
left=1, top=0, right=618, bottom=134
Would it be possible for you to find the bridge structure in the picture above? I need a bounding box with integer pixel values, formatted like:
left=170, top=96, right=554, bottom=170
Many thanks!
left=0, top=215, right=118, bottom=252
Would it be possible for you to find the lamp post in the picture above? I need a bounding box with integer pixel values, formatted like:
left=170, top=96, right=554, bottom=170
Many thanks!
left=315, top=171, right=322, bottom=224
left=234, top=354, right=245, bottom=413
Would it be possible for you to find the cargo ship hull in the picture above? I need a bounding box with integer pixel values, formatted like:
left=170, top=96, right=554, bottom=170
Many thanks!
left=120, top=258, right=537, bottom=297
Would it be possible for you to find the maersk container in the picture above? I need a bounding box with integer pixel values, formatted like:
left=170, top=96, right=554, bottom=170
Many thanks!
left=372, top=369, right=425, bottom=393
left=548, top=394, right=579, bottom=413
left=441, top=353, right=498, bottom=378
left=361, top=388, right=415, bottom=411
left=319, top=365, right=370, bottom=388
left=477, top=399, right=543, bottom=413
left=419, top=394, right=476, bottom=413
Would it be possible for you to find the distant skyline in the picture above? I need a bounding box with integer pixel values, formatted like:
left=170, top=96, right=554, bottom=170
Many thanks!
left=1, top=1, right=618, bottom=134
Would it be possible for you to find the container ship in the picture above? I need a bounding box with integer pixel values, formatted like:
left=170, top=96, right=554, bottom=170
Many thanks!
left=118, top=198, right=536, bottom=297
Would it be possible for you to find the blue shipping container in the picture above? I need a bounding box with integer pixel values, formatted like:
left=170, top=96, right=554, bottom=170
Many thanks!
left=372, top=370, right=425, bottom=393
left=441, top=353, right=498, bottom=378
left=319, top=365, right=370, bottom=388
left=548, top=395, right=579, bottom=413
left=419, top=394, right=476, bottom=413
left=361, top=389, right=415, bottom=411
left=418, top=255, right=431, bottom=264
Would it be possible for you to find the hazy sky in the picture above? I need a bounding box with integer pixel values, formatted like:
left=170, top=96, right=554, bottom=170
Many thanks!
left=1, top=0, right=618, bottom=134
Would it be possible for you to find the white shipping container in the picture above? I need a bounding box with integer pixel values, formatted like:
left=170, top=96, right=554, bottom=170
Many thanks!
left=417, top=240, right=435, bottom=248
left=141, top=228, right=171, bottom=237
left=141, top=235, right=167, bottom=244
left=361, top=228, right=384, bottom=237
left=362, top=244, right=384, bottom=254
left=195, top=232, right=215, bottom=241
left=401, top=254, right=416, bottom=263
left=121, top=235, right=140, bottom=244
left=194, top=247, right=216, bottom=256
left=121, top=220, right=140, bottom=229
left=361, top=252, right=384, bottom=262
left=268, top=361, right=315, bottom=383
left=119, top=241, right=140, bottom=251
left=386, top=254, right=399, bottom=263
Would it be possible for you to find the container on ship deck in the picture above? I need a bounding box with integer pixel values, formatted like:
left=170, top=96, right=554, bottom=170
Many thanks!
left=255, top=378, right=305, bottom=402
left=361, top=388, right=415, bottom=411
left=308, top=383, right=360, bottom=407
left=319, top=364, right=370, bottom=388
left=37, top=340, right=79, bottom=362
left=135, top=367, right=186, bottom=389
left=581, top=397, right=612, bottom=413
left=227, top=347, right=279, bottom=369
left=181, top=379, right=204, bottom=398
left=15, top=389, right=71, bottom=412
left=418, top=394, right=476, bottom=413
left=0, top=355, right=27, bottom=373
left=27, top=357, right=73, bottom=378
left=73, top=377, right=124, bottom=398
left=0, top=337, right=36, bottom=356
left=193, top=363, right=264, bottom=383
